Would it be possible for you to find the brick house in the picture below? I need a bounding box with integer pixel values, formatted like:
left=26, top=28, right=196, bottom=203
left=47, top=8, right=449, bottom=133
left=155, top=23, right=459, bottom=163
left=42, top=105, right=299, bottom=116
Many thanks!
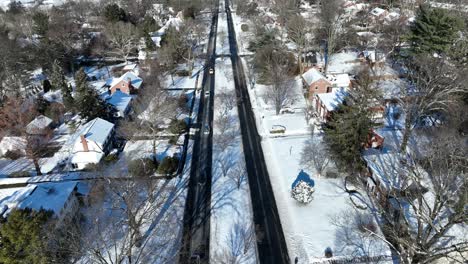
left=108, top=72, right=143, bottom=95
left=313, top=88, right=348, bottom=121
left=302, top=68, right=332, bottom=99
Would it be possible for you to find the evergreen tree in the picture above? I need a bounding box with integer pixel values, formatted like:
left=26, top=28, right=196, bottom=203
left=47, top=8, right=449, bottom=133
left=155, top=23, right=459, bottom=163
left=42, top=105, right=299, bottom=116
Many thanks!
left=77, top=89, right=110, bottom=121
left=323, top=102, right=372, bottom=173
left=62, top=84, right=75, bottom=110
left=408, top=5, right=464, bottom=55
left=32, top=11, right=49, bottom=36
left=323, top=68, right=379, bottom=173
left=0, top=208, right=53, bottom=264
left=103, top=3, right=127, bottom=23
left=74, top=67, right=88, bottom=94
left=50, top=60, right=67, bottom=91
left=42, top=79, right=51, bottom=93
left=75, top=68, right=114, bottom=121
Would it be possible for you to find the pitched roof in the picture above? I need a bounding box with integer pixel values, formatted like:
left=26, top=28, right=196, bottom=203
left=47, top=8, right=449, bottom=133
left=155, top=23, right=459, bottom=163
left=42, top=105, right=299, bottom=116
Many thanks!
left=316, top=88, right=348, bottom=112
left=107, top=91, right=132, bottom=111
left=17, top=182, right=78, bottom=215
left=80, top=118, right=114, bottom=145
left=107, top=91, right=132, bottom=113
left=26, top=115, right=53, bottom=134
left=302, top=68, right=328, bottom=86
left=327, top=73, right=351, bottom=88
left=110, top=72, right=143, bottom=89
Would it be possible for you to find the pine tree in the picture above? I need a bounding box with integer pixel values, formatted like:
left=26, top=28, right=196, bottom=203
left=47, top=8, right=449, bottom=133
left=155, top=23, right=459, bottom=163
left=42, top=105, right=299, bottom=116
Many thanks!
left=74, top=69, right=114, bottom=121
left=0, top=208, right=53, bottom=264
left=323, top=102, right=373, bottom=173
left=74, top=68, right=88, bottom=94
left=62, top=84, right=75, bottom=110
left=408, top=5, right=464, bottom=55
left=50, top=60, right=67, bottom=91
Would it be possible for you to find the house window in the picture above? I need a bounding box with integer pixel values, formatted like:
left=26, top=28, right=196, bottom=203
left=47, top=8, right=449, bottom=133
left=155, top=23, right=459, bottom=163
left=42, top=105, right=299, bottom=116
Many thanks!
left=116, top=88, right=121, bottom=91
left=122, top=83, right=125, bottom=87
left=326, top=87, right=332, bottom=93
left=315, top=86, right=318, bottom=90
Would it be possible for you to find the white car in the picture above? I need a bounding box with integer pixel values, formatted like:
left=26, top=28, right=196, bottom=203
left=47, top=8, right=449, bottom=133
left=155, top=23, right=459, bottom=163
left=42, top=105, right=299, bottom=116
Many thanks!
left=208, top=68, right=214, bottom=74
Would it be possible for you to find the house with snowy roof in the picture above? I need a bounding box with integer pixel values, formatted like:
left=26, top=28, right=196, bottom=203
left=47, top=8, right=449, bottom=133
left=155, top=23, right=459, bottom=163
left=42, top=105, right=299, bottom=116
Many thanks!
left=107, top=71, right=143, bottom=95
left=313, top=88, right=348, bottom=121
left=0, top=136, right=27, bottom=156
left=302, top=68, right=332, bottom=98
left=70, top=118, right=115, bottom=170
left=105, top=90, right=133, bottom=118
left=0, top=182, right=79, bottom=223
left=26, top=115, right=54, bottom=136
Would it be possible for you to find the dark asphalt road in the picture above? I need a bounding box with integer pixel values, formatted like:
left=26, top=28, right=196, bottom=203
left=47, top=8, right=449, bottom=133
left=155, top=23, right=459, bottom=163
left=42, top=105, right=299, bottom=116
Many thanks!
left=179, top=2, right=218, bottom=263
left=224, top=0, right=291, bottom=263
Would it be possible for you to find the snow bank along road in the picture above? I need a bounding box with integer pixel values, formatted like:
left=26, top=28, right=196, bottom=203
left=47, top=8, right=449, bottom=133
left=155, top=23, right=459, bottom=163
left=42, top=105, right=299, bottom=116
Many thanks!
left=179, top=1, right=218, bottom=263
left=224, top=0, right=290, bottom=263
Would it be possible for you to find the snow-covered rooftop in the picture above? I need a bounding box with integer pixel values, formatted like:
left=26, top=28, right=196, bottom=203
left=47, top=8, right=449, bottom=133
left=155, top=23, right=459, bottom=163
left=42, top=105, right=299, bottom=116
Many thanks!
left=26, top=115, right=53, bottom=134
left=109, top=72, right=143, bottom=89
left=302, top=68, right=327, bottom=85
left=327, top=73, right=351, bottom=88
left=106, top=91, right=132, bottom=115
left=362, top=152, right=425, bottom=191
left=0, top=136, right=27, bottom=156
left=316, top=88, right=348, bottom=112
left=79, top=118, right=114, bottom=145
left=17, top=182, right=77, bottom=215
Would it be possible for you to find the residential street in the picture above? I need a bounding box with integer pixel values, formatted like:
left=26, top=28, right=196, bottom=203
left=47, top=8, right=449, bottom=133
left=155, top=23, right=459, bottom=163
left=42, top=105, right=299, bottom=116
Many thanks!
left=180, top=1, right=218, bottom=263
left=224, top=0, right=290, bottom=263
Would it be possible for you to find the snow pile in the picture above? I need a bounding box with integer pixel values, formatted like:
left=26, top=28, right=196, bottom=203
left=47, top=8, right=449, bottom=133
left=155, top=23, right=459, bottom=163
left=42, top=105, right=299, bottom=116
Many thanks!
left=291, top=180, right=315, bottom=204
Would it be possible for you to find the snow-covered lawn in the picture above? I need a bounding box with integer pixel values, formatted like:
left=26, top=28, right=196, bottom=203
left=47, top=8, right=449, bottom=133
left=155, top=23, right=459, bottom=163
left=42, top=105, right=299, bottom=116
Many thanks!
left=122, top=139, right=182, bottom=162
left=162, top=59, right=205, bottom=89
left=209, top=56, right=257, bottom=262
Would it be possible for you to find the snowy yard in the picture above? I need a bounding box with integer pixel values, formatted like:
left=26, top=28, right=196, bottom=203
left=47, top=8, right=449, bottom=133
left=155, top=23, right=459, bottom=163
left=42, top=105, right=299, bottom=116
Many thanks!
left=122, top=139, right=182, bottom=162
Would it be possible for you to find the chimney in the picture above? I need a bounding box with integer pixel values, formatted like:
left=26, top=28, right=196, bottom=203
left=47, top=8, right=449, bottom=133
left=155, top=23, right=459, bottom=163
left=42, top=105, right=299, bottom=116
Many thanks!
left=80, top=135, right=89, bottom=152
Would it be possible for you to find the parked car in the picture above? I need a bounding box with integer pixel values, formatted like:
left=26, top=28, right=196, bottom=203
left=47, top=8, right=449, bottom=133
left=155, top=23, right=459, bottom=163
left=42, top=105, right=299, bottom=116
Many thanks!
left=209, top=68, right=214, bottom=74
left=280, top=107, right=295, bottom=114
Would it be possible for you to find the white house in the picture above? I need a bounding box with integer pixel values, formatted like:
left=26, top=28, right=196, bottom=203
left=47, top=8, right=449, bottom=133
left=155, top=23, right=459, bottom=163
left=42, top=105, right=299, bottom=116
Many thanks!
left=0, top=182, right=79, bottom=223
left=70, top=118, right=115, bottom=170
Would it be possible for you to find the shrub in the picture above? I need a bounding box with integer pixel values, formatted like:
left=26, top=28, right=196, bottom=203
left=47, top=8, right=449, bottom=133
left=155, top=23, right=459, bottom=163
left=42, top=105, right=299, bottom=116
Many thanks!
left=104, top=153, right=119, bottom=163
left=168, top=135, right=178, bottom=145
left=169, top=119, right=188, bottom=135
left=176, top=69, right=191, bottom=76
left=157, top=156, right=179, bottom=175
left=4, top=150, right=22, bottom=160
left=9, top=171, right=30, bottom=178
left=241, top=24, right=249, bottom=32
left=128, top=158, right=158, bottom=177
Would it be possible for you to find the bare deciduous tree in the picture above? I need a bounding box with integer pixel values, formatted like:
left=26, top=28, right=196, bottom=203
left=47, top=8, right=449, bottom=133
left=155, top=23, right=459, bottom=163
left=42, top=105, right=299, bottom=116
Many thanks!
left=361, top=133, right=468, bottom=264
left=261, top=48, right=296, bottom=115
left=286, top=14, right=309, bottom=74
left=228, top=158, right=246, bottom=189
left=398, top=56, right=468, bottom=151
left=317, top=0, right=344, bottom=74
left=104, top=21, right=139, bottom=62
left=74, top=175, right=186, bottom=264
left=212, top=221, right=256, bottom=264
left=300, top=136, right=329, bottom=178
